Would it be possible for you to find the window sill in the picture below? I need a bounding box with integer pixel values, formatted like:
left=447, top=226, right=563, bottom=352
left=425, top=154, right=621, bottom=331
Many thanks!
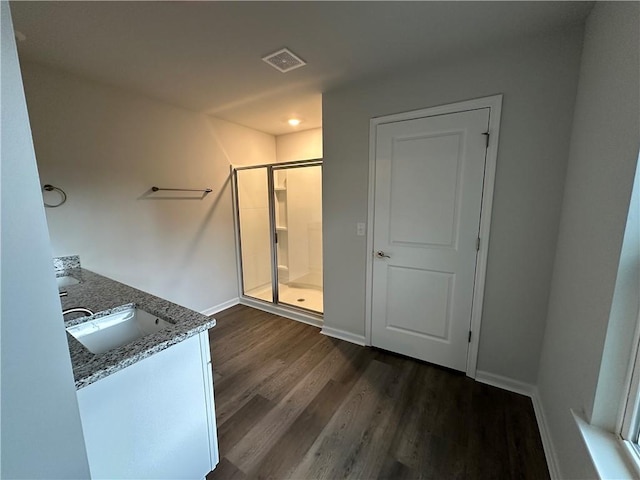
left=572, top=409, right=640, bottom=479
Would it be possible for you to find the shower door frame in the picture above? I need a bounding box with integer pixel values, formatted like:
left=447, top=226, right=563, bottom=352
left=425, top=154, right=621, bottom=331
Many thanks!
left=232, top=159, right=323, bottom=323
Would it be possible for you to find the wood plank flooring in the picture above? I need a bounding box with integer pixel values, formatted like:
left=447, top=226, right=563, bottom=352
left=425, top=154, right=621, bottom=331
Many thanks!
left=206, top=305, right=549, bottom=480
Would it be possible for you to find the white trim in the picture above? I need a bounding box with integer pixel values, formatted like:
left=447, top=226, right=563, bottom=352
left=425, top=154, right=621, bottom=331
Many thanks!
left=620, top=306, right=640, bottom=439
left=620, top=440, right=640, bottom=479
left=365, top=95, right=503, bottom=379
left=573, top=409, right=636, bottom=480
left=200, top=297, right=239, bottom=317
left=320, top=326, right=367, bottom=346
left=239, top=296, right=323, bottom=329
left=475, top=370, right=534, bottom=397
left=370, top=96, right=501, bottom=125
left=467, top=95, right=502, bottom=377
left=532, top=388, right=562, bottom=480
left=364, top=121, right=376, bottom=347
left=475, top=371, right=559, bottom=479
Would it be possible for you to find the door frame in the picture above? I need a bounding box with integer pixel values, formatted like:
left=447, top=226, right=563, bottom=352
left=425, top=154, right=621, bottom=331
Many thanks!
left=230, top=160, right=325, bottom=327
left=364, top=95, right=503, bottom=378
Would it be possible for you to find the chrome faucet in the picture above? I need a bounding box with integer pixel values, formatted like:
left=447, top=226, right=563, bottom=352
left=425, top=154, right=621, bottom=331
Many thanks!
left=62, top=307, right=94, bottom=317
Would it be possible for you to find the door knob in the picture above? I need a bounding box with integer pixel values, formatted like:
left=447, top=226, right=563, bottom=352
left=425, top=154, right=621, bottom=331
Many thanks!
left=376, top=251, right=391, bottom=258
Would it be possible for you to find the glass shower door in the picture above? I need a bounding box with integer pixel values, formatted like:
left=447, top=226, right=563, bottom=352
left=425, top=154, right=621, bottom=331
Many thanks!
left=272, top=164, right=323, bottom=313
left=235, top=167, right=273, bottom=303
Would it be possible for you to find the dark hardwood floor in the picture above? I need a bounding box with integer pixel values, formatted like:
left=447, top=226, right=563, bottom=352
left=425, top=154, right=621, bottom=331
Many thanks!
left=206, top=305, right=549, bottom=480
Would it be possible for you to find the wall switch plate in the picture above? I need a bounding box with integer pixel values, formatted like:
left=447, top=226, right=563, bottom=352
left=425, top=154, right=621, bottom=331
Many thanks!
left=356, top=222, right=366, bottom=236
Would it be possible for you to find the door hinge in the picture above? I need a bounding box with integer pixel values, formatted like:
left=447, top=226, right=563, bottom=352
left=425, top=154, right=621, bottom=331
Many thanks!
left=468, top=330, right=472, bottom=343
left=275, top=232, right=278, bottom=244
left=482, top=131, right=490, bottom=148
left=476, top=237, right=481, bottom=251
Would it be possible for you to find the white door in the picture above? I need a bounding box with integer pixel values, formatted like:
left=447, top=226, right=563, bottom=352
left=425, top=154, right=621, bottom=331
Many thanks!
left=371, top=108, right=490, bottom=371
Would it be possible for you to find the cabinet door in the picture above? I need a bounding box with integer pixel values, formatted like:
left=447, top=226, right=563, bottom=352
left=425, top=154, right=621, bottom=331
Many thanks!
left=198, top=330, right=219, bottom=469
left=77, top=333, right=216, bottom=479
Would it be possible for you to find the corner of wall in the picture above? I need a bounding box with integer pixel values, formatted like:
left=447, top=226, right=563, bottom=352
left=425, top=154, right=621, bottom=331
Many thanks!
left=535, top=2, right=639, bottom=478
left=474, top=371, right=561, bottom=479
left=1, top=3, right=91, bottom=476
left=275, top=127, right=323, bottom=163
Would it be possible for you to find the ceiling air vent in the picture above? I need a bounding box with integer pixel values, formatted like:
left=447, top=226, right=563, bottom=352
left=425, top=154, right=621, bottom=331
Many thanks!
left=262, top=48, right=306, bottom=73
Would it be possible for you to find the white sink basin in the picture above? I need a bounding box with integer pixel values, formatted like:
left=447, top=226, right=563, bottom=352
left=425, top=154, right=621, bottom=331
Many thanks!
left=57, top=275, right=80, bottom=287
left=66, top=307, right=172, bottom=354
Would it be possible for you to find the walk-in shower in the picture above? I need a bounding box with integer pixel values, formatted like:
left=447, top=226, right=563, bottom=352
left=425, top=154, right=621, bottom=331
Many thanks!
left=233, top=160, right=323, bottom=318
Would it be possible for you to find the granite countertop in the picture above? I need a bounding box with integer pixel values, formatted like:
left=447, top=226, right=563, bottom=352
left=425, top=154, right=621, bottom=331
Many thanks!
left=57, top=265, right=216, bottom=390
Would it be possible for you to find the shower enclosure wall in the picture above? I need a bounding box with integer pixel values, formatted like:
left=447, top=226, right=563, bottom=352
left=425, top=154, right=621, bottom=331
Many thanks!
left=233, top=160, right=323, bottom=317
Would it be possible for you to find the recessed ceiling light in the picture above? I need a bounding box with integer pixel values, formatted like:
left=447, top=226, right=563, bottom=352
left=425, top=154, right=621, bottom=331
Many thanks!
left=288, top=118, right=301, bottom=127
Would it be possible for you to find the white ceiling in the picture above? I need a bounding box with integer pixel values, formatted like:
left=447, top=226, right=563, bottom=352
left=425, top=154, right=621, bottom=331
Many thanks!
left=10, top=1, right=592, bottom=136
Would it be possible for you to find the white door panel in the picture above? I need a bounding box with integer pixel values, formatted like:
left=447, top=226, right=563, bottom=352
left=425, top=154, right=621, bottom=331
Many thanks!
left=385, top=266, right=454, bottom=340
left=389, top=132, right=462, bottom=247
left=372, top=108, right=489, bottom=371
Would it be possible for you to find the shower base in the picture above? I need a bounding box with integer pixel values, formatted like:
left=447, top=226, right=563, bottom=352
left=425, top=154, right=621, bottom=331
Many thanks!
left=246, top=284, right=323, bottom=314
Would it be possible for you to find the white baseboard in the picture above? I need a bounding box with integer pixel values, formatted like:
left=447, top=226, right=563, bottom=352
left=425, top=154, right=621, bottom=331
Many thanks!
left=239, top=297, right=323, bottom=328
left=475, top=370, right=559, bottom=480
left=475, top=370, right=535, bottom=397
left=532, top=387, right=561, bottom=480
left=320, top=326, right=366, bottom=346
left=200, top=297, right=239, bottom=317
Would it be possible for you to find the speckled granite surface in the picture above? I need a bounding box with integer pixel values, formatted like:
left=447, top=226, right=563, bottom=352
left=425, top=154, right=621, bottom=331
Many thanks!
left=58, top=267, right=216, bottom=390
left=54, top=255, right=81, bottom=273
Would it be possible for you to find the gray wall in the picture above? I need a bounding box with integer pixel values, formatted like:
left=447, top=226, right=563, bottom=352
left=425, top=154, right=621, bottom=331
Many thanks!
left=537, top=3, right=640, bottom=478
left=1, top=2, right=90, bottom=477
left=322, top=26, right=584, bottom=384
left=21, top=62, right=276, bottom=314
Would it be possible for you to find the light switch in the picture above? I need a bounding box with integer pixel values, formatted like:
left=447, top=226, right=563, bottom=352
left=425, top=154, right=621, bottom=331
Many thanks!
left=356, top=222, right=366, bottom=236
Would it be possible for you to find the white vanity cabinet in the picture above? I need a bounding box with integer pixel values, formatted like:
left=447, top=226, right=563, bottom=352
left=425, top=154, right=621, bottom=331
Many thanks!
left=76, top=331, right=218, bottom=479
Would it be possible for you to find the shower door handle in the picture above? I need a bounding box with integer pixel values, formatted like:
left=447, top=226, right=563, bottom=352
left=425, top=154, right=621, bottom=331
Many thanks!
left=376, top=251, right=391, bottom=259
